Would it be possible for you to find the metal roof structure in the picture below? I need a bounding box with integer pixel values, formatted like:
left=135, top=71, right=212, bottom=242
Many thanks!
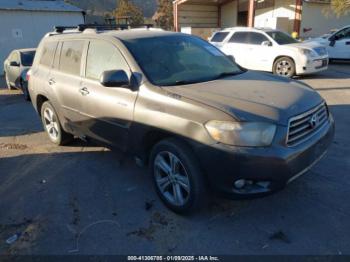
left=0, top=0, right=83, bottom=13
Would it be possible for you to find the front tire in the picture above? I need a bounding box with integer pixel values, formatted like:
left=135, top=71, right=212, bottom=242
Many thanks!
left=273, top=57, right=296, bottom=78
left=41, top=101, right=73, bottom=145
left=150, top=138, right=206, bottom=214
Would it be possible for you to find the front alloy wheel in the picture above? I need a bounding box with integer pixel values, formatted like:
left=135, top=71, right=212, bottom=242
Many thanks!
left=151, top=138, right=206, bottom=214
left=154, top=151, right=191, bottom=207
left=273, top=57, right=295, bottom=78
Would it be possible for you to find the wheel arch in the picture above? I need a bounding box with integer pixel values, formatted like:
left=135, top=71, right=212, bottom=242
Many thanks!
left=36, top=94, right=49, bottom=116
left=273, top=55, right=296, bottom=67
left=137, top=129, right=196, bottom=166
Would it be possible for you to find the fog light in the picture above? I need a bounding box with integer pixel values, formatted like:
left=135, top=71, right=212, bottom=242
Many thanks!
left=234, top=179, right=246, bottom=189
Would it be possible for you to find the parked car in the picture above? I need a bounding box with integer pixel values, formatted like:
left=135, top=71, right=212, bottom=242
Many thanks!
left=209, top=27, right=329, bottom=77
left=28, top=26, right=334, bottom=214
left=307, top=25, right=350, bottom=60
left=3, top=48, right=36, bottom=100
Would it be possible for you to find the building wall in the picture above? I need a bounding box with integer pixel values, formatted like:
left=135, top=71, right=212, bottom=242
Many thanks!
left=254, top=0, right=296, bottom=33
left=178, top=4, right=218, bottom=28
left=221, top=1, right=238, bottom=28
left=300, top=3, right=350, bottom=38
left=0, top=10, right=84, bottom=73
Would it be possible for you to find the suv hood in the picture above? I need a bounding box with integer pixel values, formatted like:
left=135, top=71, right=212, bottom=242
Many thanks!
left=163, top=71, right=323, bottom=126
left=284, top=41, right=325, bottom=50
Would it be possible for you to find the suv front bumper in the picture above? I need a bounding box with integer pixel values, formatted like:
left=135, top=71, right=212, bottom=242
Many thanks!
left=296, top=56, right=329, bottom=75
left=193, top=115, right=335, bottom=198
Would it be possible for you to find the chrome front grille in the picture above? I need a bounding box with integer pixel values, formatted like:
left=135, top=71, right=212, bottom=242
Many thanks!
left=286, top=103, right=329, bottom=146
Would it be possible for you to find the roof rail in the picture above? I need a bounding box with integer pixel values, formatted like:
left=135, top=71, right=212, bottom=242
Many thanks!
left=53, top=24, right=154, bottom=34
left=54, top=26, right=78, bottom=33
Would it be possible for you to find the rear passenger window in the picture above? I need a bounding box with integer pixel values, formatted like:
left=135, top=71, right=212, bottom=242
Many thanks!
left=85, top=40, right=129, bottom=81
left=247, top=32, right=269, bottom=45
left=40, top=42, right=57, bottom=67
left=229, top=32, right=249, bottom=44
left=59, top=41, right=84, bottom=76
left=211, top=32, right=229, bottom=42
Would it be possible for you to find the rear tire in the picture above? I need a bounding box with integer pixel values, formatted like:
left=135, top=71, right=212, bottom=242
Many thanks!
left=150, top=138, right=207, bottom=214
left=41, top=101, right=73, bottom=145
left=273, top=57, right=296, bottom=78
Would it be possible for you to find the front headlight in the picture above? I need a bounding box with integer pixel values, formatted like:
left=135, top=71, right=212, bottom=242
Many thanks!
left=300, top=48, right=317, bottom=57
left=205, top=121, right=276, bottom=147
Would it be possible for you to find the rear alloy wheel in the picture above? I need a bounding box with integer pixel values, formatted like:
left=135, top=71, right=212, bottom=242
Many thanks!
left=41, top=101, right=73, bottom=145
left=273, top=57, right=295, bottom=78
left=150, top=139, right=206, bottom=214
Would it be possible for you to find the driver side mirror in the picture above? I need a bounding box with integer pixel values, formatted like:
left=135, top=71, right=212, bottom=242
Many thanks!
left=261, top=41, right=273, bottom=47
left=10, top=61, right=20, bottom=67
left=329, top=36, right=337, bottom=47
left=100, top=70, right=130, bottom=88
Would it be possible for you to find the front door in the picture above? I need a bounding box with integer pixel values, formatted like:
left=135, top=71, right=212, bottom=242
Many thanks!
left=328, top=27, right=350, bottom=59
left=222, top=31, right=250, bottom=69
left=80, top=40, right=138, bottom=150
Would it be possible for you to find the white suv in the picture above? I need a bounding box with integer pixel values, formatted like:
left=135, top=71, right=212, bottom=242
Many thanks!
left=209, top=27, right=329, bottom=77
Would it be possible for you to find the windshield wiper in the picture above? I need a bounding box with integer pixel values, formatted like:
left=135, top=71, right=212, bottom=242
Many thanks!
left=172, top=80, right=199, bottom=86
left=213, top=71, right=242, bottom=80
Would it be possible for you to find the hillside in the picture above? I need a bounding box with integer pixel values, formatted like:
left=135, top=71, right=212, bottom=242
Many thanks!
left=66, top=0, right=158, bottom=18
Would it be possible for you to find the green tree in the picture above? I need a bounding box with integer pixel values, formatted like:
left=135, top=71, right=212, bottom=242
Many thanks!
left=330, top=0, right=350, bottom=16
left=153, top=0, right=173, bottom=30
left=115, top=0, right=144, bottom=26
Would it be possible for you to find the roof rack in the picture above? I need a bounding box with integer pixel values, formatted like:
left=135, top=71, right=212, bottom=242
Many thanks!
left=53, top=24, right=154, bottom=33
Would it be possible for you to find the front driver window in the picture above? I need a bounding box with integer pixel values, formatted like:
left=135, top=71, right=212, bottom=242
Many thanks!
left=334, top=27, right=350, bottom=40
left=86, top=40, right=129, bottom=81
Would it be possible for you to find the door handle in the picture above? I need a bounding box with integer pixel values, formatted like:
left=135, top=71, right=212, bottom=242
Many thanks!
left=48, top=79, right=56, bottom=86
left=79, top=87, right=90, bottom=96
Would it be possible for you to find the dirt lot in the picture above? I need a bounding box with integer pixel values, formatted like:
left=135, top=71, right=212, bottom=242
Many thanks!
left=0, top=63, right=349, bottom=255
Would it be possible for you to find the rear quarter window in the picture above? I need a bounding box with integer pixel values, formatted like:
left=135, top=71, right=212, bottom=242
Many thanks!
left=59, top=40, right=85, bottom=76
left=211, top=32, right=229, bottom=42
left=39, top=42, right=58, bottom=67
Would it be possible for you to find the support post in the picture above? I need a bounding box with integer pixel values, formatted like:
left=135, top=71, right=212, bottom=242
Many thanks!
left=293, top=0, right=302, bottom=35
left=247, top=0, right=255, bottom=27
left=174, top=2, right=178, bottom=32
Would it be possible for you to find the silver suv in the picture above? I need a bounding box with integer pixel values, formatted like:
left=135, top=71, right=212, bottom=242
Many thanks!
left=28, top=25, right=334, bottom=214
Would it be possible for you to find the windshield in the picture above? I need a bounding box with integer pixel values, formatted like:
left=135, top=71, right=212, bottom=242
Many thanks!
left=122, top=35, right=242, bottom=86
left=266, top=31, right=299, bottom=45
left=21, top=51, right=35, bottom=66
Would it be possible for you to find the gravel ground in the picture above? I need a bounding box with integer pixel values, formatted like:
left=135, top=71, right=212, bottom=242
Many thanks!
left=0, top=63, right=349, bottom=255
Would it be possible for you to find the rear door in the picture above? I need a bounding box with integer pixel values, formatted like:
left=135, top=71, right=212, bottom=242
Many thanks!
left=221, top=32, right=250, bottom=68
left=50, top=40, right=88, bottom=133
left=31, top=41, right=58, bottom=99
left=244, top=32, right=275, bottom=71
left=79, top=39, right=138, bottom=149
